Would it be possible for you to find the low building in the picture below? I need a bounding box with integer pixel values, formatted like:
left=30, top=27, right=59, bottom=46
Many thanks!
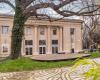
left=0, top=14, right=83, bottom=56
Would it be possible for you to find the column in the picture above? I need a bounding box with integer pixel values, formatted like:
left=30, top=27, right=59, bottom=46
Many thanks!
left=47, top=26, right=51, bottom=54
left=59, top=27, right=63, bottom=52
left=63, top=27, right=71, bottom=53
left=34, top=26, right=38, bottom=55
left=75, top=27, right=82, bottom=52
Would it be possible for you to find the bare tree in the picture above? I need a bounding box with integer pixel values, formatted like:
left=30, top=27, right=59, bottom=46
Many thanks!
left=82, top=11, right=100, bottom=49
left=0, top=0, right=100, bottom=59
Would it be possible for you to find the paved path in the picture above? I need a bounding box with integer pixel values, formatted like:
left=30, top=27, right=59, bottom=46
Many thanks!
left=0, top=58, right=100, bottom=80
left=31, top=54, right=90, bottom=61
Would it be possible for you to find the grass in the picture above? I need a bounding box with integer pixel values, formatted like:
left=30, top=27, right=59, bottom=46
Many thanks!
left=0, top=58, right=75, bottom=72
left=0, top=52, right=99, bottom=72
left=88, top=51, right=100, bottom=58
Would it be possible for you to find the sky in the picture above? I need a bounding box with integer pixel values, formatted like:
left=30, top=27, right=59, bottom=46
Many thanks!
left=0, top=3, right=14, bottom=14
left=0, top=0, right=93, bottom=19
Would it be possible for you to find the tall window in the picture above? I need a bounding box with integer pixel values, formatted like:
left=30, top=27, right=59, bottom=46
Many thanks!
left=40, top=27, right=45, bottom=35
left=52, top=40, right=58, bottom=45
left=53, top=28, right=57, bottom=35
left=39, top=40, right=46, bottom=45
left=25, top=40, right=33, bottom=55
left=25, top=27, right=32, bottom=35
left=3, top=46, right=8, bottom=53
left=70, top=28, right=75, bottom=35
left=2, top=44, right=8, bottom=53
left=52, top=40, right=58, bottom=54
left=25, top=40, right=33, bottom=45
left=39, top=40, right=46, bottom=54
left=2, top=26, right=9, bottom=34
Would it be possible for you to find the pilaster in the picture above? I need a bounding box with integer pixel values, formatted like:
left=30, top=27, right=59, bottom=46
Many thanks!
left=34, top=26, right=38, bottom=55
left=47, top=26, right=51, bottom=54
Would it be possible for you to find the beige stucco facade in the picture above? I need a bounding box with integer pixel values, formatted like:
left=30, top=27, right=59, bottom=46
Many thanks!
left=0, top=14, right=83, bottom=56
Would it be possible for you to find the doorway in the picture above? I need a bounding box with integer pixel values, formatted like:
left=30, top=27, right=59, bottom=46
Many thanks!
left=25, top=40, right=33, bottom=55
left=52, top=40, right=58, bottom=54
left=39, top=40, right=46, bottom=54
left=39, top=46, right=46, bottom=54
left=25, top=46, right=32, bottom=55
left=52, top=46, right=58, bottom=54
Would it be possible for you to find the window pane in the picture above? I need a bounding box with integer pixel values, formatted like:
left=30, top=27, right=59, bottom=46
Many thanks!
left=71, top=48, right=74, bottom=53
left=3, top=46, right=8, bottom=53
left=70, top=28, right=75, bottom=35
left=52, top=47, right=58, bottom=54
left=25, top=47, right=33, bottom=55
left=52, top=40, right=58, bottom=45
left=40, top=27, right=45, bottom=35
left=26, top=27, right=32, bottom=35
left=43, top=47, right=46, bottom=54
left=25, top=40, right=33, bottom=45
left=26, top=48, right=28, bottom=55
left=56, top=47, right=58, bottom=53
left=2, top=26, right=9, bottom=34
left=53, top=28, right=57, bottom=35
left=30, top=48, right=32, bottom=55
left=39, top=47, right=42, bottom=54
left=52, top=47, right=54, bottom=54
left=39, top=40, right=46, bottom=45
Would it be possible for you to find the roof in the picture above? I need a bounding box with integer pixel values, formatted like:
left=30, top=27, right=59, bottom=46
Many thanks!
left=0, top=14, right=83, bottom=23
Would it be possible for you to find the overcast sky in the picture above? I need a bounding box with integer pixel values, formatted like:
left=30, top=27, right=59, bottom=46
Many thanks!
left=0, top=0, right=90, bottom=19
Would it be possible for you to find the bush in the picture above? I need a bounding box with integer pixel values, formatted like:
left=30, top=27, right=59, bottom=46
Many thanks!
left=66, top=59, right=100, bottom=80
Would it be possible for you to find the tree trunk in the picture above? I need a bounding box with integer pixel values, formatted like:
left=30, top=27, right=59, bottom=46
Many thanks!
left=10, top=7, right=25, bottom=59
left=89, top=32, right=94, bottom=49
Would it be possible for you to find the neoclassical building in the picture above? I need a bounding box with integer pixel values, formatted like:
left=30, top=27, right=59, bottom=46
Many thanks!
left=0, top=14, right=83, bottom=56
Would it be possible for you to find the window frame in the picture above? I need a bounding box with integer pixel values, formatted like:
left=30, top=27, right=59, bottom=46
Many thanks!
left=25, top=40, right=33, bottom=45
left=2, top=26, right=9, bottom=34
left=2, top=44, right=9, bottom=53
left=52, top=40, right=58, bottom=45
left=25, top=26, right=32, bottom=35
left=39, top=40, right=46, bottom=45
left=52, top=28, right=57, bottom=35
left=70, top=28, right=75, bottom=35
left=39, top=27, right=45, bottom=35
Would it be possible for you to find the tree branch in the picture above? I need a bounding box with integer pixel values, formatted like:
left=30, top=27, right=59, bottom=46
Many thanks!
left=23, top=2, right=55, bottom=17
left=24, top=0, right=100, bottom=19
left=53, top=6, right=100, bottom=17
left=0, top=0, right=15, bottom=9
left=20, top=0, right=35, bottom=9
left=54, top=0, right=77, bottom=9
left=24, top=0, right=77, bottom=18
